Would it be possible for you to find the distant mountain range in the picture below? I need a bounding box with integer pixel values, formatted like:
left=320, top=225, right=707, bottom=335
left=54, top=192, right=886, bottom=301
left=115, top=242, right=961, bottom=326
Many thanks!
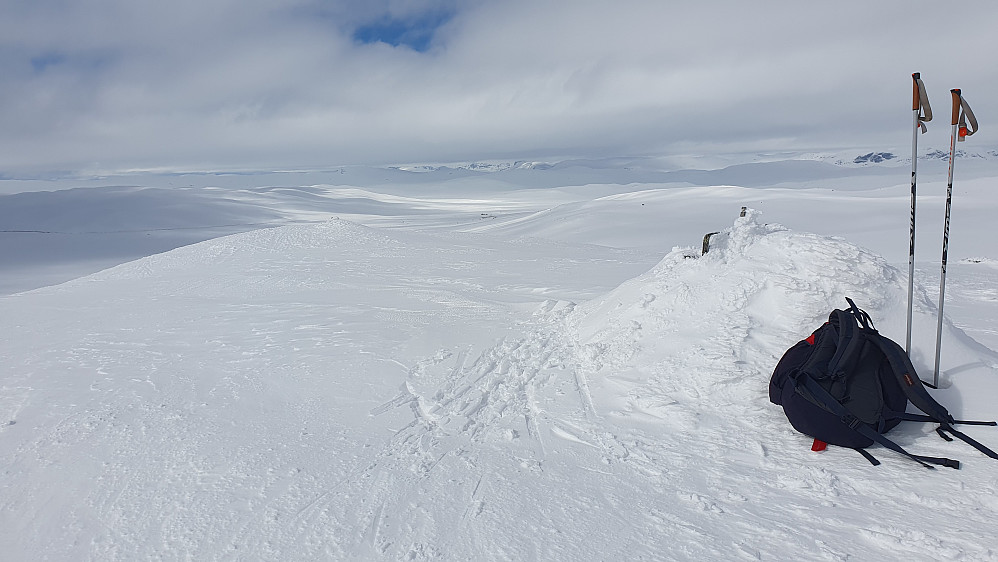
left=850, top=148, right=998, bottom=165
left=390, top=148, right=998, bottom=176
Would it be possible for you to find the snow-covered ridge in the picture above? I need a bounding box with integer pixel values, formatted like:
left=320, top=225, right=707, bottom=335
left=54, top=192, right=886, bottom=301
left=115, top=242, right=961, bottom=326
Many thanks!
left=390, top=161, right=554, bottom=173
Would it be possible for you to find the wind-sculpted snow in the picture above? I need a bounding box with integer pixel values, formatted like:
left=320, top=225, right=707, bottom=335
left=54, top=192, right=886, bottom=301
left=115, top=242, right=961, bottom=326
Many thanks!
left=2, top=211, right=998, bottom=560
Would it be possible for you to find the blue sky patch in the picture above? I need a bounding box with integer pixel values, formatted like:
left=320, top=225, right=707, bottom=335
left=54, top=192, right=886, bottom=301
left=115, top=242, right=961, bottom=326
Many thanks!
left=353, top=10, right=453, bottom=52
left=30, top=52, right=67, bottom=73
left=28, top=51, right=112, bottom=75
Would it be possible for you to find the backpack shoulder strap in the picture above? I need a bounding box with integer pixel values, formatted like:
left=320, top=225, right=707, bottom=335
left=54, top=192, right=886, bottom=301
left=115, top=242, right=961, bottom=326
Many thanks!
left=866, top=332, right=954, bottom=423
left=901, top=413, right=997, bottom=426
left=791, top=371, right=960, bottom=469
left=938, top=425, right=998, bottom=460
left=867, top=333, right=998, bottom=461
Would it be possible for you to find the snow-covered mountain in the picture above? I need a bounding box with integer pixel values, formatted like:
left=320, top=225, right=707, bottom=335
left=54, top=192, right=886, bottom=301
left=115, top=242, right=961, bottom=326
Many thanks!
left=2, top=157, right=998, bottom=560
left=390, top=147, right=998, bottom=174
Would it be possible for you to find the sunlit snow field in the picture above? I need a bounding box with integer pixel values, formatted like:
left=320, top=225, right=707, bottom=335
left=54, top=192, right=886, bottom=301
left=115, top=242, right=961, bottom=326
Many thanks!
left=2, top=154, right=997, bottom=560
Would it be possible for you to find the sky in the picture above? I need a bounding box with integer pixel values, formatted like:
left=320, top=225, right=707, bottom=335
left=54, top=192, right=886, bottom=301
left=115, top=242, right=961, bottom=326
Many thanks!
left=2, top=0, right=997, bottom=177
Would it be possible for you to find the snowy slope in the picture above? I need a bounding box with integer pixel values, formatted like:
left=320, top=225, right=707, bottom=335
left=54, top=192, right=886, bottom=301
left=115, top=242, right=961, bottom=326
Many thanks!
left=0, top=218, right=650, bottom=560
left=3, top=195, right=998, bottom=560
left=3, top=153, right=998, bottom=560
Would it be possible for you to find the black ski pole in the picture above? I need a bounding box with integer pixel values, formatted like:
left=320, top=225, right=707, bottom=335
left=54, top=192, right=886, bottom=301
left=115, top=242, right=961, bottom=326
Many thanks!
left=906, top=73, right=931, bottom=356
left=933, top=88, right=979, bottom=386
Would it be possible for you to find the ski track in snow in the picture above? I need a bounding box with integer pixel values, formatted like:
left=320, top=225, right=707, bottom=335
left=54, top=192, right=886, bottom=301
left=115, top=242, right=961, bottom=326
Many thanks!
left=311, top=212, right=998, bottom=561
left=2, top=186, right=998, bottom=559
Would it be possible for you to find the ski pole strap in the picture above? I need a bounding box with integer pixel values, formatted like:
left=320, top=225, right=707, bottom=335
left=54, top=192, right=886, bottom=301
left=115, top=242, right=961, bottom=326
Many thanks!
left=959, top=95, right=978, bottom=140
left=913, top=73, right=932, bottom=133
left=951, top=89, right=979, bottom=141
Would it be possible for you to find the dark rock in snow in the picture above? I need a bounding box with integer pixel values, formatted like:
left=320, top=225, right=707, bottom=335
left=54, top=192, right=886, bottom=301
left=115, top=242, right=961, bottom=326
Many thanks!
left=853, top=152, right=897, bottom=164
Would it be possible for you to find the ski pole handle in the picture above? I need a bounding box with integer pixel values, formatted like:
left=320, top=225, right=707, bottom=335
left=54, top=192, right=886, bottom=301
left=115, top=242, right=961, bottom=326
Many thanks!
left=951, top=89, right=962, bottom=126
left=912, top=73, right=921, bottom=111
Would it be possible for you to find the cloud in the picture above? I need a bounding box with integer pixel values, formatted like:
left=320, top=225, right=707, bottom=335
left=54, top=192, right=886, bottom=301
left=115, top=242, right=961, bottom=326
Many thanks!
left=1, top=0, right=996, bottom=176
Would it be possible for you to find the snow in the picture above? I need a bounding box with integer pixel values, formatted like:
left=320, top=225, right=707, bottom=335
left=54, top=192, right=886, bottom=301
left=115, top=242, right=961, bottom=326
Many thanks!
left=2, top=155, right=998, bottom=560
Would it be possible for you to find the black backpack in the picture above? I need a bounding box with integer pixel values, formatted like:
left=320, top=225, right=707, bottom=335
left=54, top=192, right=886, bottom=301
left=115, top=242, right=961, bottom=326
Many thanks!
left=770, top=298, right=998, bottom=469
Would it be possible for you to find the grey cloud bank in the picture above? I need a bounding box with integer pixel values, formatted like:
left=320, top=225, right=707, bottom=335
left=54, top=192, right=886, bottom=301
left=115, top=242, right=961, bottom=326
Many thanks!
left=2, top=0, right=996, bottom=176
